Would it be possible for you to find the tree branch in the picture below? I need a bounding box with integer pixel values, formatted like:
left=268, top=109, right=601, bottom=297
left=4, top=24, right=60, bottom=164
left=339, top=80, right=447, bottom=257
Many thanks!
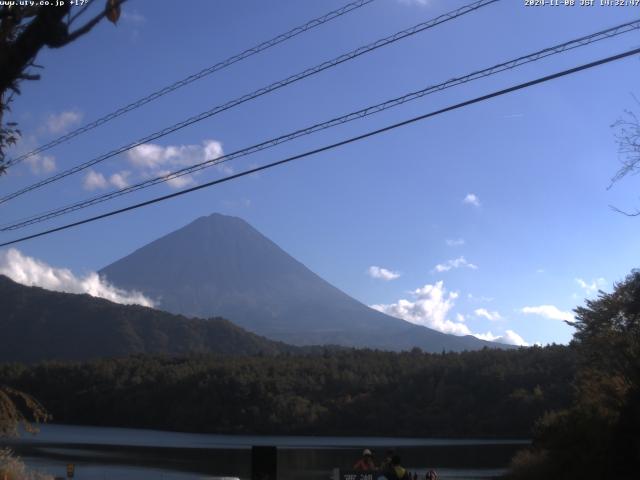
left=62, top=0, right=127, bottom=46
left=610, top=94, right=640, bottom=188
left=609, top=204, right=640, bottom=217
left=0, top=5, right=71, bottom=94
left=68, top=2, right=93, bottom=26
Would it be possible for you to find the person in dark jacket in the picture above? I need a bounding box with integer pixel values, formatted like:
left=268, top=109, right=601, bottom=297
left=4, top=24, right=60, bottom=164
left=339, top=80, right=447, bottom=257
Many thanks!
left=384, top=455, right=410, bottom=480
left=379, top=449, right=395, bottom=471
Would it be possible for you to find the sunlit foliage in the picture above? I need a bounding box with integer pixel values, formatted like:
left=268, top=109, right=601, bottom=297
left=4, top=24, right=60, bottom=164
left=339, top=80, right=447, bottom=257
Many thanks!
left=0, top=386, right=49, bottom=437
left=509, top=270, right=640, bottom=479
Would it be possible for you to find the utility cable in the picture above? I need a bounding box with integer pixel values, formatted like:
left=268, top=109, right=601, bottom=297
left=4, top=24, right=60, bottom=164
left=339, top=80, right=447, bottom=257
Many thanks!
left=2, top=18, right=638, bottom=231
left=1, top=45, right=638, bottom=248
left=0, top=0, right=499, bottom=204
left=3, top=0, right=377, bottom=168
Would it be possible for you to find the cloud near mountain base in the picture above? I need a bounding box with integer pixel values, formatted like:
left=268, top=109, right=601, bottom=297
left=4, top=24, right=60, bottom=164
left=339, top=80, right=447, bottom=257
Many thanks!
left=0, top=248, right=154, bottom=307
left=475, top=330, right=529, bottom=347
left=371, top=281, right=528, bottom=345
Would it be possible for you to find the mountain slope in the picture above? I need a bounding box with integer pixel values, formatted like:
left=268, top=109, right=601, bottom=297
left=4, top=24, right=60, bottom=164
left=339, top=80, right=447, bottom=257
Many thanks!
left=100, top=213, right=507, bottom=352
left=0, top=275, right=293, bottom=363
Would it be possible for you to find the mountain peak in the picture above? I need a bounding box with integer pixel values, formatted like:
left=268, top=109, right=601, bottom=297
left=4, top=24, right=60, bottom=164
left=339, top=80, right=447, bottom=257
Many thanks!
left=182, top=212, right=253, bottom=233
left=196, top=212, right=246, bottom=224
left=100, top=215, right=510, bottom=352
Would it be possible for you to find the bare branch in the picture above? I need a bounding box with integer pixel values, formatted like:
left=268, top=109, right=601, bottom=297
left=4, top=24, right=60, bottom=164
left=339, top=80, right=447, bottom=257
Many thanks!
left=609, top=204, right=640, bottom=217
left=610, top=94, right=640, bottom=188
left=18, top=73, right=40, bottom=81
left=62, top=0, right=127, bottom=46
left=68, top=1, right=94, bottom=26
left=0, top=0, right=125, bottom=170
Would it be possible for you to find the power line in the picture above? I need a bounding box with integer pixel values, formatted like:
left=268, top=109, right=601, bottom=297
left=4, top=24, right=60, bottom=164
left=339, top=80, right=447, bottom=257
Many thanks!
left=1, top=46, right=638, bottom=248
left=3, top=18, right=639, bottom=232
left=4, top=0, right=377, bottom=169
left=0, top=0, right=499, bottom=205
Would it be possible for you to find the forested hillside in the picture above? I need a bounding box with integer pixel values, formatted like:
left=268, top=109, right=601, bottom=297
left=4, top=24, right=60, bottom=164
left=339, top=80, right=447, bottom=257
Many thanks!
left=0, top=346, right=575, bottom=438
left=0, top=275, right=294, bottom=361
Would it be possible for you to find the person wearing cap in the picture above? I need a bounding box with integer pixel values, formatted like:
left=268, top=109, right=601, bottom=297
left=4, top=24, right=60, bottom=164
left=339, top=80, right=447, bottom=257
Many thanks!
left=353, top=448, right=376, bottom=471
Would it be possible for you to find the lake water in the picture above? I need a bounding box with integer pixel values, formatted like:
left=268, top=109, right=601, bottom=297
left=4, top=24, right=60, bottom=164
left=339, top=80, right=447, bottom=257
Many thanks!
left=2, top=424, right=529, bottom=480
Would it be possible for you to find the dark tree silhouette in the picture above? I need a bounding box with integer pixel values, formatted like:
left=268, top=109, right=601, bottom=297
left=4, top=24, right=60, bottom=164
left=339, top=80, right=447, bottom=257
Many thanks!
left=0, top=0, right=125, bottom=173
left=508, top=270, right=640, bottom=479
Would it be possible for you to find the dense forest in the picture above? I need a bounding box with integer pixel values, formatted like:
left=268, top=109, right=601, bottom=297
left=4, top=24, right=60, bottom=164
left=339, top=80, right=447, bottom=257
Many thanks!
left=0, top=345, right=575, bottom=438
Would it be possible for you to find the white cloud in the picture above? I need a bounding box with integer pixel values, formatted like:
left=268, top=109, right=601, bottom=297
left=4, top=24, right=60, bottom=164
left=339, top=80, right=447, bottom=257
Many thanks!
left=83, top=170, right=108, bottom=191
left=25, top=154, right=56, bottom=174
left=0, top=248, right=154, bottom=307
left=463, top=193, right=481, bottom=207
left=371, top=281, right=471, bottom=336
left=83, top=170, right=132, bottom=191
left=128, top=140, right=223, bottom=169
left=502, top=330, right=530, bottom=346
left=127, top=140, right=225, bottom=189
left=433, top=256, right=478, bottom=273
left=371, top=281, right=527, bottom=345
left=160, top=171, right=196, bottom=189
left=109, top=171, right=130, bottom=189
left=6, top=133, right=57, bottom=176
left=367, top=266, right=400, bottom=281
left=575, top=277, right=606, bottom=295
left=46, top=110, right=82, bottom=134
left=203, top=141, right=224, bottom=162
left=446, top=238, right=465, bottom=247
left=475, top=330, right=528, bottom=346
left=83, top=138, right=225, bottom=193
left=474, top=308, right=502, bottom=321
left=521, top=305, right=574, bottom=323
left=128, top=143, right=165, bottom=169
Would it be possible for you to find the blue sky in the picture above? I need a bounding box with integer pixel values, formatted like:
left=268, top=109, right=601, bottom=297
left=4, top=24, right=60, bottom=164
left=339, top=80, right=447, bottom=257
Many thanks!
left=1, top=0, right=639, bottom=346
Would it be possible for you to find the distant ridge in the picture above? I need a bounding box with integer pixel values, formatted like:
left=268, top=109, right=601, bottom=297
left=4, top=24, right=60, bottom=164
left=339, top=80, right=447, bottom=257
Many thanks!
left=100, top=213, right=511, bottom=352
left=0, top=275, right=294, bottom=363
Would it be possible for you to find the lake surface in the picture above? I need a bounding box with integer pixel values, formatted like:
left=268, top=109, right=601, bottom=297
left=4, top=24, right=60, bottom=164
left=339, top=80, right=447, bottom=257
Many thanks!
left=2, top=424, right=529, bottom=480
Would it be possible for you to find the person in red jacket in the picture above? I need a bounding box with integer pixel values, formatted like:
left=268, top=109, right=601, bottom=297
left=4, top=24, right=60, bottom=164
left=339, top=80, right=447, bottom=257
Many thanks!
left=353, top=449, right=376, bottom=471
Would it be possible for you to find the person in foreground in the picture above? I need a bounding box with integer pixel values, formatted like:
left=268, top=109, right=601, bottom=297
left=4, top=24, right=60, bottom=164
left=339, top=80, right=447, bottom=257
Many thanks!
left=353, top=448, right=377, bottom=471
left=383, top=455, right=410, bottom=480
left=379, top=449, right=395, bottom=471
